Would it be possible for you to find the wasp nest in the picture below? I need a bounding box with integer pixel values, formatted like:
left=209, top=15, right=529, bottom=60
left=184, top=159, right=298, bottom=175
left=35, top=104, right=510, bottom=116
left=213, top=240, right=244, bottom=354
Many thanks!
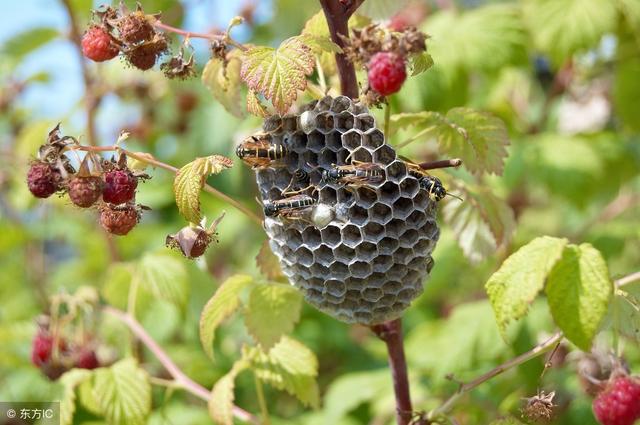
left=251, top=96, right=440, bottom=325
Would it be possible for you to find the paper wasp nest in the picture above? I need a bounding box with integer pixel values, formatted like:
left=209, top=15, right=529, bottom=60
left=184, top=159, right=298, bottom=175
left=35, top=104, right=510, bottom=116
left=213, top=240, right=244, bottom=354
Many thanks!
left=253, top=96, right=440, bottom=325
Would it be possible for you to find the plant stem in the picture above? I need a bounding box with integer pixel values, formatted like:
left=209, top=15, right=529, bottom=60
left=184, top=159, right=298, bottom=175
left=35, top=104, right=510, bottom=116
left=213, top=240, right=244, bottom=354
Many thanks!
left=371, top=319, right=414, bottom=425
left=384, top=102, right=391, bottom=139
left=68, top=144, right=263, bottom=226
left=104, top=306, right=258, bottom=424
left=153, top=21, right=247, bottom=51
left=427, top=331, right=563, bottom=421
left=319, top=0, right=365, bottom=99
left=616, top=271, right=640, bottom=288
left=254, top=375, right=271, bottom=425
left=417, top=158, right=463, bottom=170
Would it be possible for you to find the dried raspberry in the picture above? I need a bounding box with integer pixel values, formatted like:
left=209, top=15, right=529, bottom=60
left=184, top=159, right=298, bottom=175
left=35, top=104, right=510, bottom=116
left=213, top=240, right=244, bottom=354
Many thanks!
left=118, top=12, right=155, bottom=44
left=368, top=52, right=407, bottom=96
left=166, top=226, right=212, bottom=259
left=125, top=36, right=168, bottom=70
left=593, top=376, right=640, bottom=425
left=103, top=169, right=137, bottom=204
left=75, top=349, right=100, bottom=369
left=99, top=204, right=140, bottom=235
left=81, top=26, right=119, bottom=62
left=27, top=161, right=62, bottom=198
left=68, top=175, right=104, bottom=208
left=31, top=332, right=54, bottom=366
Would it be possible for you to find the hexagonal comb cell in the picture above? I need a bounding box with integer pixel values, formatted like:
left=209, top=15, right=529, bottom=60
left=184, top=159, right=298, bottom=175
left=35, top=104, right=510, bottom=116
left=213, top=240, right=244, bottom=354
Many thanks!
left=252, top=96, right=440, bottom=325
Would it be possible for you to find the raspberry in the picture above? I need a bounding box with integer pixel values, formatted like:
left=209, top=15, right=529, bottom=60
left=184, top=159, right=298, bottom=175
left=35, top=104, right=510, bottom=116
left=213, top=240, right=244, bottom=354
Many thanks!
left=81, top=26, right=119, bottom=62
left=31, top=332, right=54, bottom=366
left=367, top=52, right=407, bottom=96
left=118, top=12, right=155, bottom=44
left=103, top=169, right=137, bottom=204
left=99, top=204, right=140, bottom=235
left=27, top=161, right=62, bottom=198
left=166, top=226, right=213, bottom=259
left=125, top=37, right=167, bottom=70
left=75, top=349, right=100, bottom=369
left=593, top=376, right=640, bottom=425
left=68, top=175, right=104, bottom=208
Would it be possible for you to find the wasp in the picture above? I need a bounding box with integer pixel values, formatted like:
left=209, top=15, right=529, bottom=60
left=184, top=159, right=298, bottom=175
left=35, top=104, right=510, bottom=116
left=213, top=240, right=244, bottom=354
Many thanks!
left=321, top=161, right=384, bottom=188
left=235, top=133, right=287, bottom=168
left=263, top=190, right=317, bottom=220
left=401, top=157, right=461, bottom=202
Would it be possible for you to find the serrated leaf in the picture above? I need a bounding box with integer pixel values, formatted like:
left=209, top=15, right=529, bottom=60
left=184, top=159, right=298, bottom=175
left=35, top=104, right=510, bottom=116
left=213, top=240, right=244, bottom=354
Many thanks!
left=247, top=90, right=269, bottom=117
left=410, top=52, right=434, bottom=76
left=135, top=252, right=189, bottom=307
left=390, top=108, right=509, bottom=175
left=91, top=358, right=151, bottom=425
left=245, top=283, right=302, bottom=350
left=486, top=236, right=568, bottom=336
left=1, top=27, right=59, bottom=61
left=244, top=336, right=319, bottom=407
left=298, top=33, right=342, bottom=54
left=202, top=55, right=245, bottom=118
left=256, top=240, right=284, bottom=280
left=523, top=0, right=617, bottom=64
left=240, top=37, right=314, bottom=114
left=545, top=244, right=613, bottom=350
left=200, top=274, right=254, bottom=360
left=442, top=184, right=516, bottom=263
left=60, top=369, right=92, bottom=425
left=208, top=359, right=249, bottom=425
left=174, top=156, right=233, bottom=223
left=611, top=285, right=640, bottom=342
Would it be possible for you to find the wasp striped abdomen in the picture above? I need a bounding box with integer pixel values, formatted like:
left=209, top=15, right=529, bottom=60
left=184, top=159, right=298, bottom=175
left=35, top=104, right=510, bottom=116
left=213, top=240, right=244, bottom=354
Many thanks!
left=236, top=134, right=288, bottom=168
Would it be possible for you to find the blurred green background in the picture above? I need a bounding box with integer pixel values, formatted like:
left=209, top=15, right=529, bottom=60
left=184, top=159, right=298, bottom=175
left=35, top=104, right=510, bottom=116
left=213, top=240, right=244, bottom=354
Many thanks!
left=1, top=0, right=639, bottom=424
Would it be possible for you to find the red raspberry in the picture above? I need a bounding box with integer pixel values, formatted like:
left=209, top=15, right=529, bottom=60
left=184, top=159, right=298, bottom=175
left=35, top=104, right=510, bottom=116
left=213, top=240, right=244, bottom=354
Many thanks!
left=31, top=332, right=54, bottom=366
left=75, top=349, right=100, bottom=369
left=368, top=52, right=407, bottom=96
left=27, top=161, right=62, bottom=198
left=81, top=26, right=119, bottom=62
left=68, top=175, right=104, bottom=208
left=99, top=204, right=140, bottom=235
left=103, top=169, right=137, bottom=204
left=593, top=376, right=640, bottom=425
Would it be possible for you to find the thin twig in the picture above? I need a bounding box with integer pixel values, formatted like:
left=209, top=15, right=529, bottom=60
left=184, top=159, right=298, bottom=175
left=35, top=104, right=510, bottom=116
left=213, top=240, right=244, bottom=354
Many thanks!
left=427, top=332, right=564, bottom=421
left=153, top=21, right=247, bottom=51
left=104, top=306, right=258, bottom=424
left=371, top=319, right=414, bottom=425
left=417, top=158, right=462, bottom=170
left=60, top=0, right=99, bottom=146
left=254, top=375, right=271, bottom=425
left=616, top=271, right=640, bottom=288
left=68, top=145, right=263, bottom=225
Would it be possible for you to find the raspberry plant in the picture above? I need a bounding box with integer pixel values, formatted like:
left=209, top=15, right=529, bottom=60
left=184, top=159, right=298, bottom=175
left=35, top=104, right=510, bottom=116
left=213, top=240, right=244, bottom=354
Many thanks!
left=2, top=1, right=640, bottom=425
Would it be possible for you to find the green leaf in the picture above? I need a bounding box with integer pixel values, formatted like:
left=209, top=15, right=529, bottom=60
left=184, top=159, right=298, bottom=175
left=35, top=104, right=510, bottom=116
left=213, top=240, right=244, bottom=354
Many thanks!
left=202, top=55, right=245, bottom=118
left=323, top=370, right=390, bottom=423
left=1, top=27, right=59, bottom=61
left=442, top=184, right=516, bottom=263
left=298, top=33, right=342, bottom=54
left=613, top=38, right=640, bottom=132
left=91, top=358, right=151, bottom=425
left=174, top=155, right=233, bottom=223
left=200, top=274, right=254, bottom=360
left=546, top=244, right=613, bottom=350
left=135, top=252, right=189, bottom=307
left=208, top=359, right=249, bottom=425
left=611, top=285, right=640, bottom=342
left=256, top=240, right=284, bottom=280
left=240, top=37, right=314, bottom=114
left=245, top=283, right=302, bottom=350
left=523, top=0, right=617, bottom=64
left=390, top=108, right=509, bottom=175
left=247, top=90, right=269, bottom=117
left=486, top=236, right=568, bottom=336
left=245, top=336, right=319, bottom=407
left=60, top=369, right=92, bottom=425
left=410, top=52, right=434, bottom=76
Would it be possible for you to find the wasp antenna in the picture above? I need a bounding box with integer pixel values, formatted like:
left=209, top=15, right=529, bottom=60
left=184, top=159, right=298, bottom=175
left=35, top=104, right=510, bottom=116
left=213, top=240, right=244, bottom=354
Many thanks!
left=447, top=192, right=464, bottom=202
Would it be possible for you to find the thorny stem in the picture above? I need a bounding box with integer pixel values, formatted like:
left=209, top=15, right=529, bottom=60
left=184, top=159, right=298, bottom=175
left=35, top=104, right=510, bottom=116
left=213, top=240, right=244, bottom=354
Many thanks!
left=152, top=21, right=248, bottom=51
left=371, top=319, right=414, bottom=425
left=319, top=0, right=365, bottom=99
left=427, top=331, right=564, bottom=421
left=68, top=144, right=263, bottom=226
left=104, top=306, right=258, bottom=424
left=60, top=0, right=98, bottom=146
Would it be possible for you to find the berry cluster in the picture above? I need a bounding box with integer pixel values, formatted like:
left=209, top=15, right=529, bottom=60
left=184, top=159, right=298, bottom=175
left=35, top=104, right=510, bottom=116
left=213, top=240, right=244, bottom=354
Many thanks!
left=31, top=323, right=100, bottom=380
left=593, top=375, right=640, bottom=425
left=341, top=24, right=428, bottom=98
left=26, top=126, right=148, bottom=236
left=81, top=3, right=193, bottom=77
